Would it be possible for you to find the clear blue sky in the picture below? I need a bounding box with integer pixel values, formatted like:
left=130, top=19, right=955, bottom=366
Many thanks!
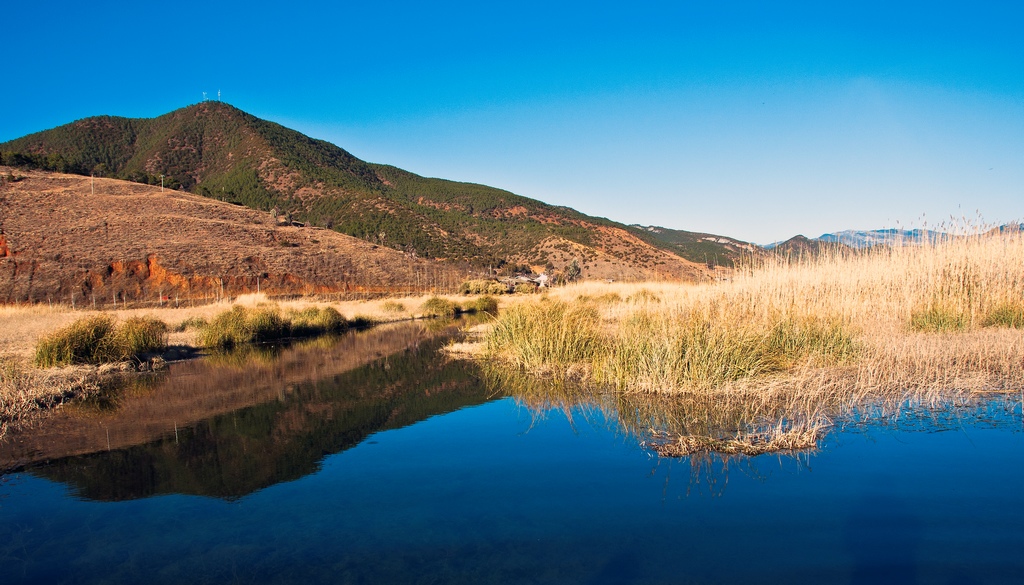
left=3, top=1, right=1021, bottom=244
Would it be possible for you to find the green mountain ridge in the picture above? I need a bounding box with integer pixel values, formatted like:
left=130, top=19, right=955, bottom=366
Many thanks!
left=0, top=102, right=748, bottom=274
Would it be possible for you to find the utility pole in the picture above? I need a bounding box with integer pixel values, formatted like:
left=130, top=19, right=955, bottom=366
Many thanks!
left=160, top=174, right=164, bottom=192
left=91, top=174, right=94, bottom=196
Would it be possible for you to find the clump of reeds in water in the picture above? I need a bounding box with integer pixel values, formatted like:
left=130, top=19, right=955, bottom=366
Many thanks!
left=34, top=315, right=168, bottom=367
left=487, top=299, right=855, bottom=388
left=483, top=229, right=1024, bottom=455
left=601, top=306, right=857, bottom=391
left=487, top=300, right=601, bottom=370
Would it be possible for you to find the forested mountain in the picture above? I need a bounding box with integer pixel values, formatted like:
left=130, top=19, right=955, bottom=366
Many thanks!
left=0, top=102, right=717, bottom=280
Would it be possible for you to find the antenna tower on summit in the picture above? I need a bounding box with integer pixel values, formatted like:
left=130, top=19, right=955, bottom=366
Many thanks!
left=218, top=89, right=221, bottom=101
left=202, top=91, right=208, bottom=102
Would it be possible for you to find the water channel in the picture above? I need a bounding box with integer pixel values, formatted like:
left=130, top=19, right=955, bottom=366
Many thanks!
left=1, top=321, right=1022, bottom=584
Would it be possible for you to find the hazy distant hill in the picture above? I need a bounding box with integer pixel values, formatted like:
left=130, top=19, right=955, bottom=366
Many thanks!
left=0, top=102, right=714, bottom=281
left=767, top=225, right=1024, bottom=254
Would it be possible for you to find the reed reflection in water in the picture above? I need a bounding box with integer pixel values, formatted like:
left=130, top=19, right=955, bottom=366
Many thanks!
left=489, top=362, right=1024, bottom=464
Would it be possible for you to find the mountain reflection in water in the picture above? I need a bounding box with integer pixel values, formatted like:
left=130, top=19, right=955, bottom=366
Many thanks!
left=1, top=321, right=491, bottom=500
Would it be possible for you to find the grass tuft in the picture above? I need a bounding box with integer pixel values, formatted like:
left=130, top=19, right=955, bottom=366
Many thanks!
left=514, top=282, right=539, bottom=294
left=288, top=306, right=347, bottom=336
left=626, top=289, right=660, bottom=304
left=910, top=303, right=969, bottom=333
left=983, top=302, right=1024, bottom=328
left=472, top=295, right=499, bottom=315
left=174, top=316, right=208, bottom=332
left=105, top=317, right=169, bottom=361
left=381, top=300, right=406, bottom=313
left=420, top=296, right=458, bottom=319
left=197, top=304, right=376, bottom=348
left=34, top=315, right=167, bottom=367
left=197, top=305, right=288, bottom=349
left=34, top=315, right=114, bottom=367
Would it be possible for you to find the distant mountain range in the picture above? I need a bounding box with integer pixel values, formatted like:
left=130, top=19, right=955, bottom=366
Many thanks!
left=0, top=102, right=750, bottom=280
left=767, top=226, right=1022, bottom=251
left=816, top=229, right=947, bottom=248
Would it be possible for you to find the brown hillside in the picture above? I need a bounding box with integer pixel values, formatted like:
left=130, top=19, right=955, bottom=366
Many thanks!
left=0, top=169, right=462, bottom=305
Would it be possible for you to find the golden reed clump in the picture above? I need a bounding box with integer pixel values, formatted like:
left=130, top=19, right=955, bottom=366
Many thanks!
left=485, top=230, right=1024, bottom=454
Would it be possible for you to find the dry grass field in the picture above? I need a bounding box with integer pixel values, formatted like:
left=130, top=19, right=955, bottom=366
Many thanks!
left=483, top=230, right=1024, bottom=454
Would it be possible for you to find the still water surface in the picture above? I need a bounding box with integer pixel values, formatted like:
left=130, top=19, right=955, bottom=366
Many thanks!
left=1, top=323, right=1022, bottom=584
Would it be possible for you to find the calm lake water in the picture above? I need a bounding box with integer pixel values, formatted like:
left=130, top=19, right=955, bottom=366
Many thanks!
left=1, top=322, right=1022, bottom=584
